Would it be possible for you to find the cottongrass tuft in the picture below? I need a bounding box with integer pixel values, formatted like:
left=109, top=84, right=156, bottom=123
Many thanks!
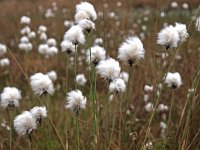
left=157, top=25, right=179, bottom=49
left=86, top=45, right=106, bottom=66
left=64, top=25, right=85, bottom=45
left=165, top=72, right=182, bottom=89
left=0, top=43, right=7, bottom=56
left=14, top=111, right=37, bottom=138
left=78, top=19, right=95, bottom=32
left=30, top=106, right=47, bottom=125
left=61, top=40, right=75, bottom=54
left=46, top=71, right=57, bottom=82
left=76, top=74, right=87, bottom=86
left=96, top=58, right=121, bottom=82
left=0, top=87, right=21, bottom=109
left=75, top=2, right=97, bottom=21
left=0, top=58, right=10, bottom=67
left=30, top=73, right=55, bottom=96
left=174, top=23, right=189, bottom=42
left=109, top=78, right=126, bottom=94
left=118, top=36, right=145, bottom=66
left=65, top=90, right=87, bottom=116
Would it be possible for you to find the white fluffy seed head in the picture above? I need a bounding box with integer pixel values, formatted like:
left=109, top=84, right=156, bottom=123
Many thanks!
left=109, top=78, right=126, bottom=94
left=19, top=42, right=33, bottom=52
left=96, top=58, right=121, bottom=82
left=65, top=90, right=87, bottom=116
left=76, top=74, right=87, bottom=86
left=61, top=40, right=75, bottom=54
left=174, top=23, right=189, bottom=42
left=160, top=122, right=167, bottom=129
left=165, top=72, right=182, bottom=89
left=86, top=45, right=106, bottom=65
left=28, top=31, right=36, bottom=39
left=76, top=2, right=97, bottom=21
left=0, top=58, right=10, bottom=67
left=38, top=25, right=47, bottom=34
left=120, top=72, right=129, bottom=83
left=94, top=38, right=103, bottom=46
left=20, top=26, right=31, bottom=35
left=196, top=17, right=200, bottom=31
left=46, top=71, right=57, bottom=82
left=0, top=43, right=7, bottom=56
left=157, top=25, right=180, bottom=49
left=39, top=33, right=48, bottom=41
left=145, top=102, right=153, bottom=112
left=64, top=25, right=85, bottom=45
left=20, top=36, right=29, bottom=43
left=30, top=73, right=55, bottom=96
left=20, top=16, right=31, bottom=25
left=144, top=85, right=153, bottom=93
left=47, top=38, right=57, bottom=47
left=30, top=106, right=47, bottom=124
left=77, top=19, right=95, bottom=32
left=157, top=104, right=169, bottom=112
left=14, top=111, right=37, bottom=136
left=118, top=37, right=145, bottom=66
left=75, top=10, right=90, bottom=23
left=0, top=87, right=21, bottom=109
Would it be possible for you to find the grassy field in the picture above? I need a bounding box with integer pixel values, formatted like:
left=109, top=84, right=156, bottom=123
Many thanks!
left=0, top=0, right=200, bottom=149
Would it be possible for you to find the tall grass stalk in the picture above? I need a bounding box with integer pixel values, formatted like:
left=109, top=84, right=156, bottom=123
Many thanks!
left=76, top=116, right=80, bottom=150
left=123, top=67, right=133, bottom=149
left=119, top=94, right=122, bottom=149
left=65, top=54, right=69, bottom=150
left=74, top=45, right=77, bottom=89
left=9, top=110, right=12, bottom=150
left=109, top=94, right=119, bottom=149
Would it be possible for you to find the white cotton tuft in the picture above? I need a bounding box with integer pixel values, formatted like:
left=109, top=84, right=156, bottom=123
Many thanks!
left=157, top=104, right=169, bottom=112
left=0, top=43, right=7, bottom=56
left=46, top=71, right=57, bottom=82
left=118, top=37, right=145, bottom=66
left=120, top=71, right=129, bottom=83
left=20, top=16, right=31, bottom=25
left=86, top=45, right=106, bottom=65
left=38, top=25, right=47, bottom=34
left=0, top=87, right=21, bottom=109
left=28, top=31, right=36, bottom=39
left=165, top=72, right=182, bottom=89
left=96, top=58, right=121, bottom=82
left=76, top=2, right=97, bottom=21
left=77, top=19, right=95, bottom=32
left=145, top=102, right=153, bottom=112
left=144, top=85, right=153, bottom=93
left=157, top=25, right=179, bottom=49
left=76, top=74, right=87, bottom=86
left=61, top=40, right=75, bottom=54
left=47, top=38, right=57, bottom=47
left=64, top=25, right=85, bottom=45
left=195, top=17, right=200, bottom=32
left=94, top=38, right=103, bottom=46
left=39, top=33, right=48, bottom=41
left=174, top=23, right=189, bottom=42
left=75, top=10, right=90, bottom=23
left=65, top=90, right=87, bottom=116
left=30, top=73, right=55, bottom=96
left=20, top=26, right=31, bottom=35
left=14, top=111, right=37, bottom=136
left=0, top=58, right=10, bottom=67
left=109, top=78, right=126, bottom=93
left=30, top=106, right=47, bottom=125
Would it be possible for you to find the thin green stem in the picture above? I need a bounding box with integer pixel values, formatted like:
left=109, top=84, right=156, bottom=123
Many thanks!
left=109, top=94, right=119, bottom=149
left=123, top=67, right=133, bottom=149
left=74, top=44, right=77, bottom=89
left=9, top=110, right=12, bottom=150
left=76, top=116, right=80, bottom=150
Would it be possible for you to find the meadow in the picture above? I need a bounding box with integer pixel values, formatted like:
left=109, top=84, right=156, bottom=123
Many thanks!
left=0, top=0, right=200, bottom=149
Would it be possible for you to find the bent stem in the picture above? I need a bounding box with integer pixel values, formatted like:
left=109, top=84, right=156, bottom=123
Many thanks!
left=76, top=116, right=80, bottom=150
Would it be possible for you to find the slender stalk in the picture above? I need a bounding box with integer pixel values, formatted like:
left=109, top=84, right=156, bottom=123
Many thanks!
left=109, top=94, right=118, bottom=149
left=9, top=110, right=12, bottom=150
left=74, top=44, right=77, bottom=89
left=65, top=54, right=69, bottom=150
left=76, top=116, right=80, bottom=150
left=167, top=91, right=175, bottom=129
left=119, top=94, right=122, bottom=149
left=123, top=67, right=133, bottom=149
left=105, top=82, right=110, bottom=148
left=45, top=96, right=51, bottom=149
left=28, top=139, right=32, bottom=150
